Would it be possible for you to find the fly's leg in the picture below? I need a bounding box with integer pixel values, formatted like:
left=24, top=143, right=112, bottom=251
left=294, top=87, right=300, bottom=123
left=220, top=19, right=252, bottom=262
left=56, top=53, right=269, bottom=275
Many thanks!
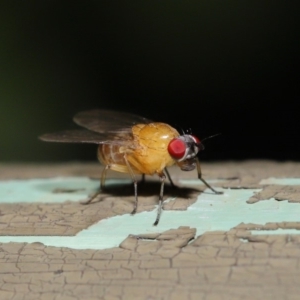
left=196, top=158, right=223, bottom=194
left=123, top=155, right=138, bottom=215
left=100, top=165, right=110, bottom=191
left=140, top=170, right=171, bottom=187
left=153, top=172, right=166, bottom=226
left=140, top=174, right=146, bottom=184
left=164, top=167, right=176, bottom=188
left=81, top=165, right=110, bottom=205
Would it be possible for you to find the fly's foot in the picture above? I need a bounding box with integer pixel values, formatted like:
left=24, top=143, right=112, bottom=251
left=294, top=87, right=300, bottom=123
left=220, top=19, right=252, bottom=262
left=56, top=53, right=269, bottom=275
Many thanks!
left=80, top=191, right=101, bottom=205
left=214, top=190, right=224, bottom=195
left=131, top=206, right=137, bottom=215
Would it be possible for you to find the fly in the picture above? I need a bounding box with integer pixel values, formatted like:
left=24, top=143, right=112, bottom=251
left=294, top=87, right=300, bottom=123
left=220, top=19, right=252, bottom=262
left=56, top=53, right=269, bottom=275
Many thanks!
left=40, top=109, right=222, bottom=225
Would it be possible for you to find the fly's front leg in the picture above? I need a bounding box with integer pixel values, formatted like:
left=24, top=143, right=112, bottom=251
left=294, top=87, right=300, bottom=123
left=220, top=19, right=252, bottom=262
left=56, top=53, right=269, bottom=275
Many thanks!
left=164, top=167, right=176, bottom=188
left=196, top=158, right=223, bottom=194
left=153, top=172, right=166, bottom=226
left=124, top=154, right=138, bottom=215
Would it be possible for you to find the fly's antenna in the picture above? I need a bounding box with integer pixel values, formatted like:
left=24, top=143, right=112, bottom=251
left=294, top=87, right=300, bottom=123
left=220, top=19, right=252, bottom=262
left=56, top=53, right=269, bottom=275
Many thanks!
left=201, top=133, right=222, bottom=149
left=194, top=133, right=221, bottom=151
left=201, top=133, right=221, bottom=144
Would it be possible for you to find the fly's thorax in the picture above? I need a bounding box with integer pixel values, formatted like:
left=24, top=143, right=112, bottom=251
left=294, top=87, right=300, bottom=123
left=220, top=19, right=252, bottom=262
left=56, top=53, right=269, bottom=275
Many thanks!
left=132, top=123, right=179, bottom=151
left=124, top=123, right=179, bottom=175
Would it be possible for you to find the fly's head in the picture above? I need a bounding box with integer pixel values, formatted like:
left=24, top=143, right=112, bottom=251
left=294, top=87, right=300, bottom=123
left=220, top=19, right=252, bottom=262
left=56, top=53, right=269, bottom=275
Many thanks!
left=167, top=134, right=204, bottom=171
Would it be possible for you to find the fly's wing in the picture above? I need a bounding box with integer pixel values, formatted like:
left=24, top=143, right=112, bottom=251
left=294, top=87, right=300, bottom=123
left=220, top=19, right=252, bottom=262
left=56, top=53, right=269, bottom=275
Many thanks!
left=73, top=109, right=152, bottom=134
left=39, top=129, right=118, bottom=144
left=39, top=110, right=151, bottom=146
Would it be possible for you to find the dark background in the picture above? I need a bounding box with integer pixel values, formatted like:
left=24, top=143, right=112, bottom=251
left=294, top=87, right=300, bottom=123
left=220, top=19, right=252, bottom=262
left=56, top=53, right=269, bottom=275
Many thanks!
left=1, top=1, right=299, bottom=162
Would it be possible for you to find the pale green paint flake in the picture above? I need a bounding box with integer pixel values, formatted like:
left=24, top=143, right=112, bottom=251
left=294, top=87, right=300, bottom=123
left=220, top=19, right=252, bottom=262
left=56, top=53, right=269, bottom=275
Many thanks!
left=260, top=178, right=300, bottom=185
left=0, top=177, right=300, bottom=250
left=179, top=179, right=224, bottom=185
left=0, top=177, right=131, bottom=203
left=251, top=229, right=300, bottom=235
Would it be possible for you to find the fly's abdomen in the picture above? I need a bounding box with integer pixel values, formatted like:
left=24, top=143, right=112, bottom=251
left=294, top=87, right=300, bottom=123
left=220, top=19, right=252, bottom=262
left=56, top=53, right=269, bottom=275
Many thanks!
left=97, top=143, right=142, bottom=174
left=97, top=144, right=126, bottom=166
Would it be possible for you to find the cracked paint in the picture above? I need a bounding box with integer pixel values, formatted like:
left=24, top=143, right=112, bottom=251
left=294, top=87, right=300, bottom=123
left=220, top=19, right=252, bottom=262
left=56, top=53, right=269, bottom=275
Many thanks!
left=1, top=176, right=300, bottom=249
left=1, top=162, right=300, bottom=299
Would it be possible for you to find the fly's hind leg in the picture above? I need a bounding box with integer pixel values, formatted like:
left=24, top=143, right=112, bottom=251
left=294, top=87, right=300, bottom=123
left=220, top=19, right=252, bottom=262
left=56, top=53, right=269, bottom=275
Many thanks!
left=81, top=165, right=110, bottom=205
left=153, top=172, right=166, bottom=226
left=123, top=155, right=139, bottom=215
left=196, top=158, right=223, bottom=194
left=100, top=165, right=110, bottom=191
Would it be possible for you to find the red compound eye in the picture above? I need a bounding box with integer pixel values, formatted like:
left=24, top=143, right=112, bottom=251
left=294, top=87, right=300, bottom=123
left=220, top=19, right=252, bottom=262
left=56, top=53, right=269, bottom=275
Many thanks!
left=191, top=135, right=200, bottom=145
left=168, top=138, right=187, bottom=160
left=191, top=135, right=204, bottom=150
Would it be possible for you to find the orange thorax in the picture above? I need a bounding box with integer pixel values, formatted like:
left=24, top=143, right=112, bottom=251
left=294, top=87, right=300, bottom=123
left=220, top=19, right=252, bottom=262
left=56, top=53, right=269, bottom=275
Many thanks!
left=98, top=123, right=179, bottom=175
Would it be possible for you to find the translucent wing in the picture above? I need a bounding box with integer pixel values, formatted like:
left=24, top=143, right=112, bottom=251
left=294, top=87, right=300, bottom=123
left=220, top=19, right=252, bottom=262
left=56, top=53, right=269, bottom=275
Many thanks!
left=39, top=129, right=118, bottom=144
left=73, top=109, right=152, bottom=134
left=39, top=109, right=151, bottom=145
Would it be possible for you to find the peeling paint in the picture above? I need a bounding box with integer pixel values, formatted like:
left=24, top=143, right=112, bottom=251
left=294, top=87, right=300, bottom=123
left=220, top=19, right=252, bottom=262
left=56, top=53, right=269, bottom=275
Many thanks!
left=1, top=177, right=300, bottom=249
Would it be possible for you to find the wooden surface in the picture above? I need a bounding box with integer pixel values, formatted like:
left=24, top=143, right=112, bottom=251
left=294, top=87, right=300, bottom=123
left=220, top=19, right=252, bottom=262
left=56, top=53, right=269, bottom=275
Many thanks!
left=1, top=161, right=300, bottom=299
